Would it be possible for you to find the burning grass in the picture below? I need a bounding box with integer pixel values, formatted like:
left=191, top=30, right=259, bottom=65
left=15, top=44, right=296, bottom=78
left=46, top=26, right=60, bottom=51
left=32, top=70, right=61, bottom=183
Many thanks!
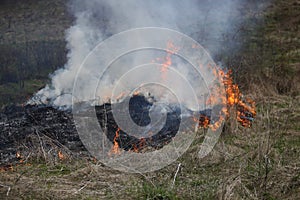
left=0, top=42, right=261, bottom=199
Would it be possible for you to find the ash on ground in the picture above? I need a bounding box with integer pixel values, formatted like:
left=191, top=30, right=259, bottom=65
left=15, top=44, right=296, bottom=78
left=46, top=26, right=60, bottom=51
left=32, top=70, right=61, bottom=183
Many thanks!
left=0, top=94, right=202, bottom=166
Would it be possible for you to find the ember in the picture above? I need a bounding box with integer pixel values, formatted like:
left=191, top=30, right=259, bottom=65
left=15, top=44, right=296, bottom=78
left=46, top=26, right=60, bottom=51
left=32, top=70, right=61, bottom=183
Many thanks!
left=58, top=150, right=65, bottom=160
left=16, top=151, right=24, bottom=163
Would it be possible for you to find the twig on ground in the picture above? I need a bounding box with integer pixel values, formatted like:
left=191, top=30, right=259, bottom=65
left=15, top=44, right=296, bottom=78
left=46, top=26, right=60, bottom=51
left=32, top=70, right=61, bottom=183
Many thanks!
left=74, top=181, right=90, bottom=194
left=172, top=163, right=181, bottom=188
left=0, top=183, right=11, bottom=196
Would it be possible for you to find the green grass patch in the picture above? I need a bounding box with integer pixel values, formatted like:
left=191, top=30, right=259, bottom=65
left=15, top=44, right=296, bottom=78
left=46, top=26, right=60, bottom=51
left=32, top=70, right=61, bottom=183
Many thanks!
left=0, top=78, right=46, bottom=106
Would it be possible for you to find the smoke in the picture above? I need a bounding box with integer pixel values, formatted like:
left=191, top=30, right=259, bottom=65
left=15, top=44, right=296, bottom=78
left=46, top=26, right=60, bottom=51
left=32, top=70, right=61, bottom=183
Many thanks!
left=31, top=0, right=259, bottom=109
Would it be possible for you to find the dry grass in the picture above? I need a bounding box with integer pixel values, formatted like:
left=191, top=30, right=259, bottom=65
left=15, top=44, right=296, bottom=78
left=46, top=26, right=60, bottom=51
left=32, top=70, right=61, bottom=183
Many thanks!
left=1, top=94, right=298, bottom=199
left=0, top=0, right=299, bottom=199
left=0, top=82, right=297, bottom=200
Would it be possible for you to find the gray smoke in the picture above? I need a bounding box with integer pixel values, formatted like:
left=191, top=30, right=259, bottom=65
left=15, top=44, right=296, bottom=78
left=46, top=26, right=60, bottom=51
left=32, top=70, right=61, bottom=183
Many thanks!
left=31, top=0, right=262, bottom=109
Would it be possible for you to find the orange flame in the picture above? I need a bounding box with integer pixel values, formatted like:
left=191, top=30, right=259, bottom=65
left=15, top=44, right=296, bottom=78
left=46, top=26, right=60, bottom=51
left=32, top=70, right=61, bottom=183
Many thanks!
left=16, top=151, right=24, bottom=163
left=133, top=91, right=140, bottom=96
left=222, top=70, right=256, bottom=127
left=110, top=128, right=121, bottom=155
left=132, top=144, right=139, bottom=153
left=156, top=41, right=180, bottom=80
left=204, top=66, right=256, bottom=130
left=193, top=115, right=210, bottom=129
left=0, top=165, right=13, bottom=172
left=153, top=41, right=256, bottom=130
left=16, top=152, right=22, bottom=159
left=0, top=152, right=33, bottom=172
left=139, top=138, right=146, bottom=149
left=58, top=150, right=65, bottom=160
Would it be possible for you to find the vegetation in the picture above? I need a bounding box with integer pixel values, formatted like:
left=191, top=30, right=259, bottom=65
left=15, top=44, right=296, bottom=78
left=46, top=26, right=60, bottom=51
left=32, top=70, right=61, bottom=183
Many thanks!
left=0, top=0, right=299, bottom=199
left=0, top=0, right=71, bottom=106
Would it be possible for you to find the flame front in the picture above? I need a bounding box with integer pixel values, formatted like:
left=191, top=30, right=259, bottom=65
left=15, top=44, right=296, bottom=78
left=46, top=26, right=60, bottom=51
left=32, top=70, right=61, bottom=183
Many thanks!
left=222, top=69, right=256, bottom=127
left=204, top=66, right=256, bottom=130
left=154, top=41, right=256, bottom=130
left=107, top=42, right=256, bottom=155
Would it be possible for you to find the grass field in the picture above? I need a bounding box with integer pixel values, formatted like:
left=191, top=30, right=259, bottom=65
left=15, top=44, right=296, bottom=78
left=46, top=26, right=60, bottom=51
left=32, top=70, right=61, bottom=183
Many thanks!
left=0, top=0, right=299, bottom=199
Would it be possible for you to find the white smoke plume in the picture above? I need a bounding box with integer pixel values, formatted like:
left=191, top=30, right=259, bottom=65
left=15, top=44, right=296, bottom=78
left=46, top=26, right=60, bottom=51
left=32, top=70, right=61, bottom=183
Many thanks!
left=31, top=0, right=261, bottom=109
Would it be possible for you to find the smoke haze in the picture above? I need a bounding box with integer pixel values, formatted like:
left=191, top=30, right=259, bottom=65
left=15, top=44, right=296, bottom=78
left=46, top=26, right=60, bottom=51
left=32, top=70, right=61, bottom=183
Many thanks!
left=31, top=0, right=262, bottom=108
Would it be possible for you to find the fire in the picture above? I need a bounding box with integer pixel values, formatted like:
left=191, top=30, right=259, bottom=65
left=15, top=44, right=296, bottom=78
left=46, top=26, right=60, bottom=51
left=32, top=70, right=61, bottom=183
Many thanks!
left=16, top=151, right=21, bottom=159
left=222, top=69, right=256, bottom=127
left=16, top=151, right=24, bottom=163
left=0, top=151, right=34, bottom=172
left=153, top=41, right=256, bottom=130
left=156, top=41, right=180, bottom=80
left=0, top=165, right=13, bottom=172
left=132, top=144, right=139, bottom=153
left=110, top=127, right=121, bottom=155
left=204, top=66, right=256, bottom=130
left=133, top=91, right=140, bottom=96
left=58, top=150, right=65, bottom=160
left=193, top=115, right=210, bottom=129
left=139, top=138, right=146, bottom=149
left=236, top=98, right=256, bottom=127
left=105, top=42, right=256, bottom=154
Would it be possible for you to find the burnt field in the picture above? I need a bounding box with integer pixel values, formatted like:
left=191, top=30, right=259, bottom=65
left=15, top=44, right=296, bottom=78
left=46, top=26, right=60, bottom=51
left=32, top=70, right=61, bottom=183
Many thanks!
left=0, top=104, right=82, bottom=166
left=0, top=94, right=205, bottom=166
